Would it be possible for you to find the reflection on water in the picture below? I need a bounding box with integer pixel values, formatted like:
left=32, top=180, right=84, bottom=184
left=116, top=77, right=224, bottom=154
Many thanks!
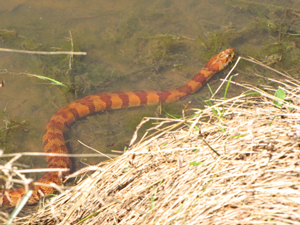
left=0, top=0, right=299, bottom=170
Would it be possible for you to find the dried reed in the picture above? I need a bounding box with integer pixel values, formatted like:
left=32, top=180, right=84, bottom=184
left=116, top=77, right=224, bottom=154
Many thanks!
left=3, top=57, right=300, bottom=224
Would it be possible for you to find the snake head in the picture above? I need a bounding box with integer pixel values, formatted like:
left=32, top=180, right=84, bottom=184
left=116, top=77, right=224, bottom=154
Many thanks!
left=204, top=48, right=235, bottom=72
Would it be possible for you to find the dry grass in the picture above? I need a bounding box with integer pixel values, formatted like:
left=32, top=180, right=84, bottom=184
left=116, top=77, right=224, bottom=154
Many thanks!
left=3, top=57, right=300, bottom=224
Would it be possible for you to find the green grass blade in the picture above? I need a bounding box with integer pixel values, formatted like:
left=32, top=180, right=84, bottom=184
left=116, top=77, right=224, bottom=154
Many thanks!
left=223, top=75, right=234, bottom=99
left=26, top=73, right=68, bottom=88
left=6, top=189, right=33, bottom=225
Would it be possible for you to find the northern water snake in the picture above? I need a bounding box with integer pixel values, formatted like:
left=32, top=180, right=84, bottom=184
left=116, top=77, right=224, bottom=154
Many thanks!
left=0, top=48, right=235, bottom=207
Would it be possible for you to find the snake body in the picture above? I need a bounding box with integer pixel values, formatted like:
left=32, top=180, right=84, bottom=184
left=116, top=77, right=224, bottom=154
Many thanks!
left=0, top=48, right=234, bottom=207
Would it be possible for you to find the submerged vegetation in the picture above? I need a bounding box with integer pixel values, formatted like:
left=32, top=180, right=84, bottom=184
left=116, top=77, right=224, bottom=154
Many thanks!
left=0, top=111, right=29, bottom=155
left=1, top=2, right=300, bottom=95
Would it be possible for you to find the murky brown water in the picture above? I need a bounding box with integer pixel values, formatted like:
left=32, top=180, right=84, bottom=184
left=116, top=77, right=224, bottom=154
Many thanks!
left=0, top=0, right=300, bottom=178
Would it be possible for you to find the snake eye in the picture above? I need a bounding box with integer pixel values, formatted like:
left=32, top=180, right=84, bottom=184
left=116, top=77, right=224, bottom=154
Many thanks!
left=228, top=52, right=234, bottom=58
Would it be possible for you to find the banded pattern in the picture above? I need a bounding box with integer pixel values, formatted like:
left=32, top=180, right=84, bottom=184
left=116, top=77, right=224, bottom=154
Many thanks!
left=0, top=48, right=234, bottom=207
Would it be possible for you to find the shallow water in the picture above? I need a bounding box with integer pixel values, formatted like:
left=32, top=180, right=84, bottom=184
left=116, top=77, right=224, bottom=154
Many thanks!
left=0, top=0, right=300, bottom=176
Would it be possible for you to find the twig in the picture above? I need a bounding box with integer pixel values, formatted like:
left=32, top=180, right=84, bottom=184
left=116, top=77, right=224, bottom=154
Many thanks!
left=0, top=47, right=86, bottom=55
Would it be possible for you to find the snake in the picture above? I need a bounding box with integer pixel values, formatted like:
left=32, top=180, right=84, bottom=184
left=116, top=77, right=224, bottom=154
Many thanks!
left=0, top=48, right=234, bottom=207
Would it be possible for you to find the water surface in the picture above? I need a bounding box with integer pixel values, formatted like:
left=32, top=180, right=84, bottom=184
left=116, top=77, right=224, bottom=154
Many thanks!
left=0, top=0, right=299, bottom=174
